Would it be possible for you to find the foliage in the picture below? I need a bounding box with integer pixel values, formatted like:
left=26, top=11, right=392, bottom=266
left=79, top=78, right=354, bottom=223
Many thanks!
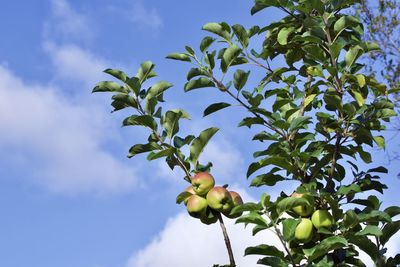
left=93, top=0, right=399, bottom=266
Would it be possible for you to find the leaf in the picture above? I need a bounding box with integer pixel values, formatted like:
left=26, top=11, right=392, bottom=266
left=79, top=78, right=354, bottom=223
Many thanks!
left=358, top=210, right=392, bottom=223
left=343, top=209, right=359, bottom=228
left=350, top=89, right=365, bottom=106
left=221, top=44, right=242, bottom=73
left=166, top=53, right=191, bottom=62
left=147, top=147, right=176, bottom=161
left=162, top=110, right=186, bottom=138
left=245, top=245, right=284, bottom=258
left=373, top=136, right=385, bottom=149
left=202, top=22, right=231, bottom=41
left=176, top=191, right=193, bottom=204
left=189, top=127, right=219, bottom=166
left=384, top=206, right=400, bottom=218
left=348, top=235, right=380, bottom=261
left=232, top=24, right=249, bottom=47
left=282, top=218, right=300, bottom=241
left=104, top=68, right=127, bottom=82
left=200, top=36, right=216, bottom=52
left=184, top=77, right=215, bottom=92
left=146, top=81, right=173, bottom=99
left=333, top=15, right=360, bottom=34
left=356, top=74, right=366, bottom=87
left=308, top=236, right=348, bottom=261
left=231, top=202, right=263, bottom=214
left=126, top=77, right=141, bottom=95
left=123, top=115, right=157, bottom=130
left=289, top=116, right=311, bottom=131
left=235, top=211, right=268, bottom=226
left=128, top=142, right=161, bottom=158
left=251, top=0, right=281, bottom=15
left=355, top=225, right=382, bottom=237
left=233, top=70, right=250, bottom=90
left=257, top=256, right=289, bottom=266
left=136, top=61, right=156, bottom=84
left=337, top=184, right=361, bottom=195
left=203, top=102, right=231, bottom=117
left=304, top=94, right=317, bottom=108
left=186, top=68, right=209, bottom=81
left=277, top=27, right=295, bottom=45
left=345, top=46, right=363, bottom=68
left=173, top=135, right=195, bottom=148
left=277, top=197, right=311, bottom=215
left=380, top=220, right=400, bottom=246
left=92, top=81, right=127, bottom=93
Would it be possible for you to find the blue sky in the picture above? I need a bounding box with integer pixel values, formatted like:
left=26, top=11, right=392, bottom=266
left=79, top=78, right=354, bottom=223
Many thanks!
left=0, top=1, right=399, bottom=267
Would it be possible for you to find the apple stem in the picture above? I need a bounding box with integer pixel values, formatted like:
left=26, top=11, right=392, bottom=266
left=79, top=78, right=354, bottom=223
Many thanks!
left=216, top=212, right=236, bottom=267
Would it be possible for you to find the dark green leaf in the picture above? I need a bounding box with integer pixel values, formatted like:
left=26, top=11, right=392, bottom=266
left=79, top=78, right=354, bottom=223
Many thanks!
left=380, top=220, right=400, bottom=246
left=203, top=102, right=231, bottom=117
left=245, top=245, right=284, bottom=258
left=200, top=36, right=216, bottom=53
left=232, top=24, right=249, bottom=47
left=186, top=68, right=209, bottom=81
left=308, top=236, right=348, bottom=261
left=123, top=115, right=157, bottom=130
left=147, top=147, right=176, bottom=161
left=184, top=77, right=215, bottom=92
left=166, top=53, right=191, bottom=62
left=355, top=225, right=382, bottom=237
left=282, top=218, right=300, bottom=241
left=104, top=68, right=127, bottom=82
left=146, top=81, right=173, bottom=99
left=202, top=22, right=231, bottom=41
left=189, top=127, right=219, bottom=166
left=136, top=61, right=156, bottom=84
left=233, top=70, right=250, bottom=90
left=221, top=44, right=242, bottom=73
left=92, top=81, right=127, bottom=93
left=128, top=142, right=161, bottom=158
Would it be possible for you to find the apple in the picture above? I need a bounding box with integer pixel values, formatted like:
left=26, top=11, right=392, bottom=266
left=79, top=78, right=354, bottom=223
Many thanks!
left=295, top=218, right=314, bottom=243
left=183, top=185, right=196, bottom=205
left=311, top=210, right=334, bottom=229
left=291, top=192, right=314, bottom=217
left=206, top=186, right=234, bottom=213
left=200, top=208, right=219, bottom=225
left=191, top=172, right=215, bottom=196
left=186, top=195, right=208, bottom=218
left=224, top=191, right=244, bottom=218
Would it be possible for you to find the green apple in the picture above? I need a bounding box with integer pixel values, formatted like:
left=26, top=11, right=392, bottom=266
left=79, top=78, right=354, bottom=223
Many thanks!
left=224, top=191, right=244, bottom=218
left=291, top=192, right=314, bottom=217
left=186, top=195, right=208, bottom=218
left=183, top=185, right=196, bottom=205
left=311, top=210, right=334, bottom=229
left=191, top=172, right=215, bottom=196
left=206, top=186, right=234, bottom=213
left=295, top=218, right=314, bottom=243
left=200, top=208, right=218, bottom=225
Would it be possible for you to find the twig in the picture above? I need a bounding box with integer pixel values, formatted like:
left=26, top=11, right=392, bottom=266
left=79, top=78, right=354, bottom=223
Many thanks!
left=216, top=213, right=236, bottom=267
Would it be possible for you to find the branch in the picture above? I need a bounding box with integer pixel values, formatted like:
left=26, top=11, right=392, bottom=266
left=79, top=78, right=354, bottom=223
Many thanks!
left=216, top=213, right=236, bottom=267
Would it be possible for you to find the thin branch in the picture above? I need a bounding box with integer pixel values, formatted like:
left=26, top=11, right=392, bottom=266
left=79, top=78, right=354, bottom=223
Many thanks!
left=216, top=213, right=236, bottom=267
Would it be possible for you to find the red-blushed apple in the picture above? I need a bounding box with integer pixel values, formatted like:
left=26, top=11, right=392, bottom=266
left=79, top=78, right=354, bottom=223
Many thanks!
left=186, top=195, right=208, bottom=218
left=291, top=192, right=314, bottom=217
left=224, top=191, right=244, bottom=218
left=295, top=218, right=314, bottom=243
left=311, top=210, right=333, bottom=229
left=183, top=185, right=196, bottom=205
left=200, top=208, right=218, bottom=225
left=206, top=186, right=234, bottom=213
left=191, top=172, right=215, bottom=196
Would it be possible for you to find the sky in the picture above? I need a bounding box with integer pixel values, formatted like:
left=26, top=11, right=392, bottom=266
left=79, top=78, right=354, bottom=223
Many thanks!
left=0, top=1, right=399, bottom=267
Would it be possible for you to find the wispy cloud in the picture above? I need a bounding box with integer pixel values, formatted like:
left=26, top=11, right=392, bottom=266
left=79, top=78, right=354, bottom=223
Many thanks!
left=0, top=65, right=140, bottom=195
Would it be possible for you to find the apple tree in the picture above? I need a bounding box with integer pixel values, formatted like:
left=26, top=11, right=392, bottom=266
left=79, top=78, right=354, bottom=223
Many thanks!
left=93, top=0, right=400, bottom=266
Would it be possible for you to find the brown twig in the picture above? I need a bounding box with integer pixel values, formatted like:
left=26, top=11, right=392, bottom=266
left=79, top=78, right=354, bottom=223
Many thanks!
left=216, top=212, right=236, bottom=267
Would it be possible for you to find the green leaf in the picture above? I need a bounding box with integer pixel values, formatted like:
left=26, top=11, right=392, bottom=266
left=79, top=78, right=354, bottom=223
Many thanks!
left=147, top=147, right=175, bottom=161
left=277, top=27, right=295, bottom=45
left=104, top=68, right=127, bottom=82
left=355, top=225, right=382, bottom=237
left=186, top=68, right=209, bottom=81
left=233, top=70, right=250, bottom=90
left=304, top=94, right=317, bottom=108
left=245, top=245, right=284, bottom=258
left=308, top=236, right=348, bottom=261
left=257, top=256, right=289, bottom=266
left=345, top=46, right=363, bottom=68
left=358, top=210, right=392, bottom=223
left=126, top=77, right=141, bottom=95
left=189, top=127, right=219, bottom=166
left=282, top=218, right=300, bottom=241
left=231, top=202, right=263, bottom=214
left=128, top=142, right=161, bottom=158
left=380, top=220, right=400, bottom=246
left=348, top=235, right=380, bottom=261
left=173, top=135, right=195, bottom=148
left=162, top=110, right=186, bottom=139
left=232, top=24, right=249, bottom=47
left=343, top=209, right=359, bottom=228
left=123, top=115, right=157, bottom=130
left=277, top=197, right=311, bottom=215
left=236, top=211, right=268, bottom=226
left=184, top=77, right=215, bottom=92
left=136, top=61, right=156, bottom=84
left=146, top=81, right=173, bottom=99
left=333, top=15, right=360, bottom=35
left=92, top=81, right=127, bottom=93
left=200, top=36, right=216, bottom=53
left=289, top=116, right=311, bottom=131
left=373, top=136, right=385, bottom=149
left=203, top=102, right=231, bottom=117
left=337, top=184, right=361, bottom=195
left=356, top=74, right=366, bottom=87
left=176, top=191, right=193, bottom=204
left=221, top=44, right=242, bottom=73
left=111, top=93, right=138, bottom=109
left=202, top=22, right=231, bottom=41
left=384, top=206, right=400, bottom=218
left=166, top=53, right=191, bottom=62
left=251, top=0, right=281, bottom=15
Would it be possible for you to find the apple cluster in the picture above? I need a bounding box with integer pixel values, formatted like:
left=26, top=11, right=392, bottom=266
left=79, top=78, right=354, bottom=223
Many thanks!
left=181, top=172, right=243, bottom=225
left=291, top=193, right=334, bottom=243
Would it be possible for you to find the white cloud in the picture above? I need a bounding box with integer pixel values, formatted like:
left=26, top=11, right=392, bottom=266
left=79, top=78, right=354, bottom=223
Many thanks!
left=0, top=65, right=140, bottom=195
left=126, top=212, right=283, bottom=267
left=43, top=0, right=94, bottom=44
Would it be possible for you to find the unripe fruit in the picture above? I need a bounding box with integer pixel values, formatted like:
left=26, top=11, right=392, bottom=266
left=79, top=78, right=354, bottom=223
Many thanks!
left=291, top=192, right=314, bottom=217
left=224, top=191, right=244, bottom=218
left=186, top=195, right=208, bottom=218
left=183, top=185, right=196, bottom=205
left=206, top=186, right=234, bottom=213
left=191, top=172, right=215, bottom=196
left=295, top=218, right=314, bottom=243
left=311, top=210, right=334, bottom=229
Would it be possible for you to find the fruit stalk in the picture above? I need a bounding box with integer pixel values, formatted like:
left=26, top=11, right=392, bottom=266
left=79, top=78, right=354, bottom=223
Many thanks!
left=216, top=212, right=236, bottom=267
